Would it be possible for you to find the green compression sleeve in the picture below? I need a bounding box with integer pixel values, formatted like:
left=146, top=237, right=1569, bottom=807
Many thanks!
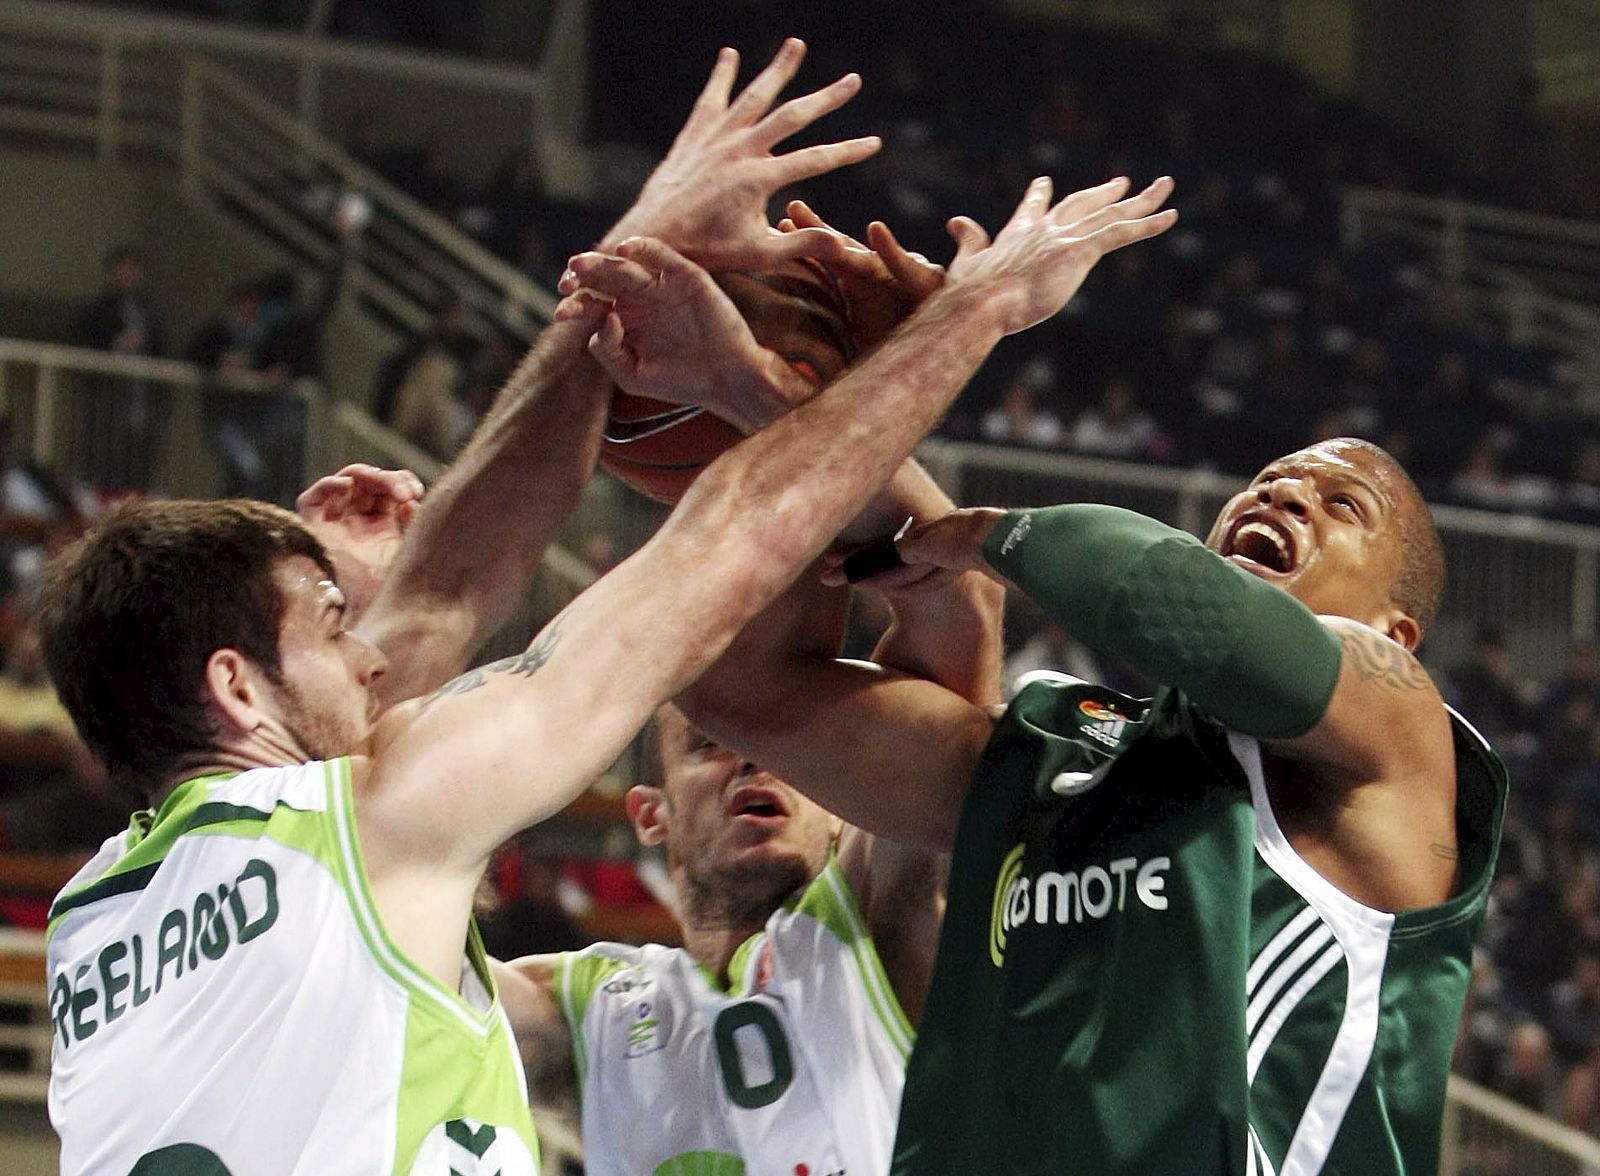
left=983, top=504, right=1342, bottom=740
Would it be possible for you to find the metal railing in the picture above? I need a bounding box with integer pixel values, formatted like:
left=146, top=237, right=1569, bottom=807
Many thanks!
left=0, top=337, right=326, bottom=503
left=1340, top=185, right=1600, bottom=399
left=917, top=438, right=1600, bottom=679
left=0, top=0, right=589, bottom=185
left=1443, top=1075, right=1600, bottom=1175
left=0, top=1, right=575, bottom=345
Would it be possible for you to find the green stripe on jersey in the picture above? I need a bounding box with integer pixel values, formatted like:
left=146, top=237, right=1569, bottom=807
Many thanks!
left=794, top=857, right=915, bottom=1058
left=554, top=952, right=628, bottom=1088
left=47, top=788, right=332, bottom=931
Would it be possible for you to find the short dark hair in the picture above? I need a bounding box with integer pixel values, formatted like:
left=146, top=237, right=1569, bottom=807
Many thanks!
left=35, top=499, right=333, bottom=796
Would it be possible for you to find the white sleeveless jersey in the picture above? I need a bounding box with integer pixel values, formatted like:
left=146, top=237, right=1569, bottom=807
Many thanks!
left=557, top=856, right=914, bottom=1176
left=46, top=760, right=539, bottom=1176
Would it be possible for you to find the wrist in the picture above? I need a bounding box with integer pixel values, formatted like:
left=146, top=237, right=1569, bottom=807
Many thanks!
left=915, top=282, right=1011, bottom=349
left=715, top=349, right=812, bottom=435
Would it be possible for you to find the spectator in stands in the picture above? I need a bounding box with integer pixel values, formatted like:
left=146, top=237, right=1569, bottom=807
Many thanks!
left=0, top=414, right=88, bottom=596
left=1450, top=431, right=1559, bottom=514
left=372, top=294, right=476, bottom=424
left=1549, top=950, right=1600, bottom=1067
left=71, top=245, right=167, bottom=491
left=0, top=609, right=79, bottom=794
left=1446, top=625, right=1536, bottom=748
left=476, top=846, right=586, bottom=961
left=1498, top=1020, right=1562, bottom=1116
left=188, top=279, right=264, bottom=375
left=386, top=304, right=479, bottom=459
left=0, top=609, right=124, bottom=855
left=1543, top=639, right=1600, bottom=743
left=1398, top=351, right=1500, bottom=487
left=1301, top=256, right=1359, bottom=351
left=980, top=358, right=1066, bottom=447
left=1330, top=336, right=1397, bottom=439
left=72, top=246, right=164, bottom=359
left=1067, top=373, right=1174, bottom=461
left=1558, top=1061, right=1600, bottom=1139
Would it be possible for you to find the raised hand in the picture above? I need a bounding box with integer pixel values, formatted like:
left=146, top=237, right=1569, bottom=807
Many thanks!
left=778, top=201, right=945, bottom=349
left=600, top=38, right=881, bottom=271
left=295, top=463, right=425, bottom=619
left=557, top=237, right=816, bottom=433
left=944, top=175, right=1177, bottom=338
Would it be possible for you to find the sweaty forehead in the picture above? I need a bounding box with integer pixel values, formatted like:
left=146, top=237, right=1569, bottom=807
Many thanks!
left=1264, top=442, right=1400, bottom=492
left=272, top=556, right=343, bottom=614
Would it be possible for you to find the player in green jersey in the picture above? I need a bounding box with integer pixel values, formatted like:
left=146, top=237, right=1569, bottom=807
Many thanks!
left=670, top=429, right=1503, bottom=1175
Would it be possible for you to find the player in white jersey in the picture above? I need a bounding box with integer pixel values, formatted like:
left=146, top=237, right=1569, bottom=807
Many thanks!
left=496, top=483, right=1003, bottom=1176
left=38, top=44, right=1179, bottom=1173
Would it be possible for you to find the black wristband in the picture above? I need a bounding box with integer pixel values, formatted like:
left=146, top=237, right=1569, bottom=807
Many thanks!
left=842, top=536, right=906, bottom=584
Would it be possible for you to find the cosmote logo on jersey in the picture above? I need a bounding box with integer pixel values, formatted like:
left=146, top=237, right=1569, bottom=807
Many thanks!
left=988, top=843, right=1172, bottom=967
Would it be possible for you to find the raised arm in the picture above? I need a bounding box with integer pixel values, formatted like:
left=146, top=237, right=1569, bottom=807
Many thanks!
left=873, top=502, right=1458, bottom=909
left=361, top=175, right=1178, bottom=889
left=352, top=41, right=883, bottom=705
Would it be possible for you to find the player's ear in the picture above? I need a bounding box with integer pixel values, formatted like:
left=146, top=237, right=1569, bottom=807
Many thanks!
left=626, top=785, right=670, bottom=847
left=1375, top=605, right=1421, bottom=654
left=204, top=648, right=266, bottom=736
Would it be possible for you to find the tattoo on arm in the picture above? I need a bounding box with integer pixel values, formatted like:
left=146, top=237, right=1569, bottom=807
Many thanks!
left=1429, top=842, right=1460, bottom=861
left=1337, top=628, right=1433, bottom=693
left=420, top=620, right=565, bottom=708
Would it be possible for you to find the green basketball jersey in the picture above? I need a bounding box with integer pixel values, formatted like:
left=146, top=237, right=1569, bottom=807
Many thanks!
left=892, top=674, right=1506, bottom=1176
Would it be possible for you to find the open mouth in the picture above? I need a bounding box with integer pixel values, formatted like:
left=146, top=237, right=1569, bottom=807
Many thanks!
left=729, top=786, right=788, bottom=821
left=1225, top=517, right=1297, bottom=575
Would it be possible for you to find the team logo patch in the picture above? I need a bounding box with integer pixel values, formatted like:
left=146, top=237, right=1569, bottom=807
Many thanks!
left=1076, top=698, right=1132, bottom=750
left=1078, top=699, right=1127, bottom=722
left=625, top=995, right=669, bottom=1059
left=988, top=844, right=1027, bottom=968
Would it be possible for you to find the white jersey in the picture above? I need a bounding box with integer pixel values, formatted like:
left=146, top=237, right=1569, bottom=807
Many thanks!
left=46, top=760, right=539, bottom=1176
left=556, top=855, right=914, bottom=1176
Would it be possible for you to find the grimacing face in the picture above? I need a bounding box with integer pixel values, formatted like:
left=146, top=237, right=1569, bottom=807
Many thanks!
left=650, top=706, right=838, bottom=907
left=1205, top=440, right=1411, bottom=630
left=266, top=557, right=386, bottom=761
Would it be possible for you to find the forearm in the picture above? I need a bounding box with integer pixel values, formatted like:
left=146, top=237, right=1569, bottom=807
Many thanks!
left=362, top=316, right=610, bottom=703
left=982, top=504, right=1341, bottom=738
left=851, top=464, right=1006, bottom=705
left=873, top=572, right=1005, bottom=707
left=672, top=285, right=1002, bottom=595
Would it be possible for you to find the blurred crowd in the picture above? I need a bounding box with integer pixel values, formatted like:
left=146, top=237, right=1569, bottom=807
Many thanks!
left=345, top=14, right=1600, bottom=522
left=1445, top=626, right=1600, bottom=1141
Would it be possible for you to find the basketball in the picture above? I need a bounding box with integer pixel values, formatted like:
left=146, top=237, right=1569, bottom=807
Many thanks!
left=599, top=390, right=745, bottom=503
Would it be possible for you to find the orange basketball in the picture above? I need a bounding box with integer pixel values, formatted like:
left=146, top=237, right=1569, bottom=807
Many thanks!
left=598, top=389, right=745, bottom=503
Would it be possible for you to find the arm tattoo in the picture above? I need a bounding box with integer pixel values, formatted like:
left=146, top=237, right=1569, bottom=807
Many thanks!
left=1429, top=842, right=1460, bottom=861
left=1337, top=627, right=1433, bottom=693
left=420, top=620, right=565, bottom=708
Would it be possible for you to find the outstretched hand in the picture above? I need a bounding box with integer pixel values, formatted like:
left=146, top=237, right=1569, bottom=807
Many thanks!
left=597, top=38, right=881, bottom=271
left=557, top=237, right=816, bottom=433
left=944, top=175, right=1177, bottom=338
left=777, top=201, right=945, bottom=349
left=295, top=463, right=425, bottom=619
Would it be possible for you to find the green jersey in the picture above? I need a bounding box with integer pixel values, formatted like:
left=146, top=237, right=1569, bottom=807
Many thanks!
left=892, top=675, right=1505, bottom=1176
